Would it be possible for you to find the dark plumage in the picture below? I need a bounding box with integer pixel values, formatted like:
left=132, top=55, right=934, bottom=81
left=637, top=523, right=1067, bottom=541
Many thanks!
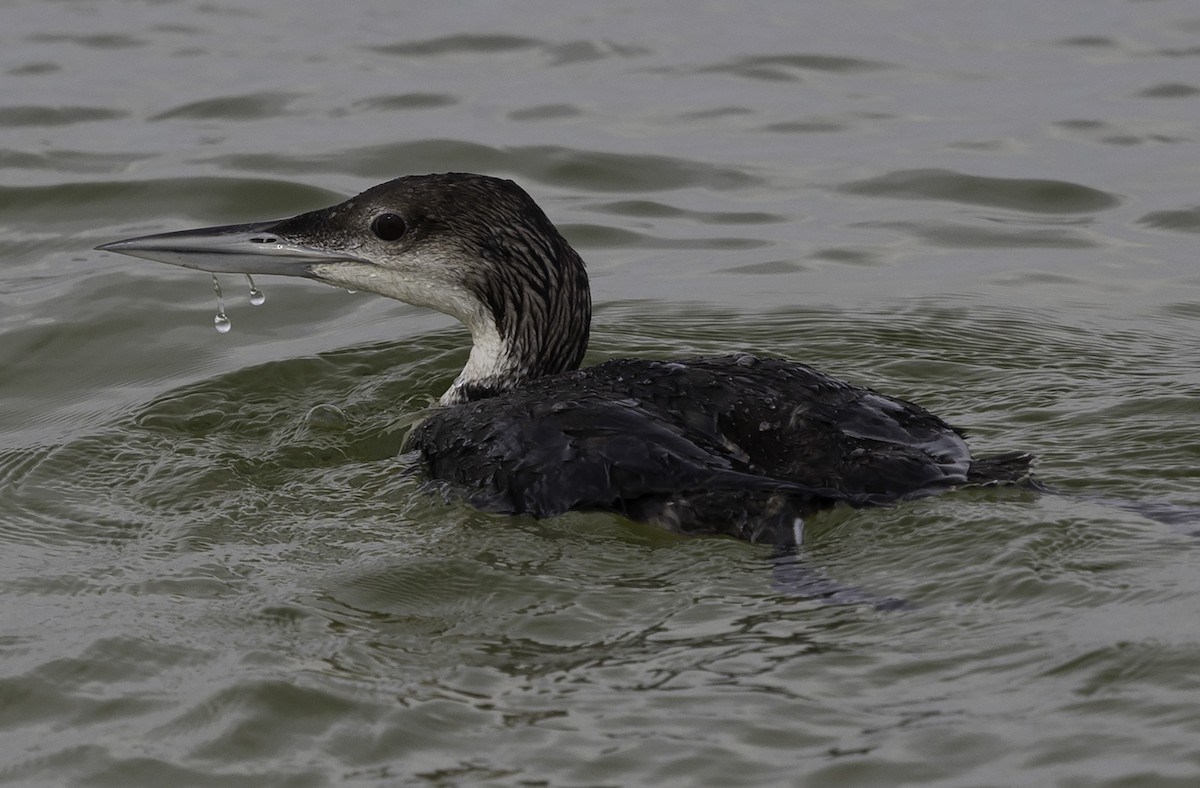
left=412, top=355, right=1032, bottom=545
left=97, top=172, right=1035, bottom=546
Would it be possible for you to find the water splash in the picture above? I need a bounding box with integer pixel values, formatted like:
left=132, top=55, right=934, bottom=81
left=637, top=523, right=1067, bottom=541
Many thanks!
left=246, top=274, right=265, bottom=306
left=212, top=275, right=231, bottom=333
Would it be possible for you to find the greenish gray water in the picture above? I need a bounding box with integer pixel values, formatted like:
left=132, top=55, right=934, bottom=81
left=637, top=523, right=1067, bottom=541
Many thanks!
left=2, top=0, right=1200, bottom=785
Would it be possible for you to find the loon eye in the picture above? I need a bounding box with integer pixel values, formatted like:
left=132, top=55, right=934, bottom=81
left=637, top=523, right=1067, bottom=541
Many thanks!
left=370, top=212, right=407, bottom=241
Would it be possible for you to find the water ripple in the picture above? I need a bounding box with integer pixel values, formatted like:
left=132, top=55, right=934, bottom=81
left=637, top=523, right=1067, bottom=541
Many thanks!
left=853, top=219, right=1101, bottom=249
left=370, top=34, right=541, bottom=57
left=837, top=169, right=1121, bottom=214
left=1137, top=206, right=1200, bottom=234
left=0, top=149, right=146, bottom=173
left=370, top=35, right=649, bottom=67
left=1134, top=82, right=1200, bottom=99
left=25, top=33, right=145, bottom=49
left=347, top=93, right=457, bottom=112
left=0, top=106, right=126, bottom=127
left=589, top=198, right=788, bottom=226
left=149, top=92, right=302, bottom=122
left=693, top=53, right=893, bottom=80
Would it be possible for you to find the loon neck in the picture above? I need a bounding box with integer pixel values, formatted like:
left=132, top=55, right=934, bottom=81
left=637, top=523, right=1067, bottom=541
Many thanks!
left=439, top=237, right=592, bottom=405
left=440, top=316, right=522, bottom=405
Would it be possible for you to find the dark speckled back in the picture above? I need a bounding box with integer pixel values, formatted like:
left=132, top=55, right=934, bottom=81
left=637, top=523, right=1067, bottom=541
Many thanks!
left=407, top=355, right=1031, bottom=544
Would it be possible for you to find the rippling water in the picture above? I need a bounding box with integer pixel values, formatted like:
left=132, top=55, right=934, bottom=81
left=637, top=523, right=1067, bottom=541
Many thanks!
left=3, top=0, right=1200, bottom=785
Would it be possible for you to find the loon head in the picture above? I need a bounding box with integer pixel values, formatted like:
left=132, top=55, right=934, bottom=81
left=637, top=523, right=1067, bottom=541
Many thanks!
left=97, top=173, right=592, bottom=404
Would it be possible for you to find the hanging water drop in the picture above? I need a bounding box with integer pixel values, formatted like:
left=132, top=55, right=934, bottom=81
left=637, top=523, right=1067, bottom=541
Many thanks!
left=246, top=274, right=265, bottom=306
left=212, top=274, right=232, bottom=333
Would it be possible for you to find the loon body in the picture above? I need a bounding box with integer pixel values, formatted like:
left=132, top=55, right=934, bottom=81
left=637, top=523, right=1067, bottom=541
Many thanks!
left=98, top=173, right=1033, bottom=545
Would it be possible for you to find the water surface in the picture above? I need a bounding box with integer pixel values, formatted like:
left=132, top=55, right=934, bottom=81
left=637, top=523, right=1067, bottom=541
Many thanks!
left=2, top=0, right=1200, bottom=785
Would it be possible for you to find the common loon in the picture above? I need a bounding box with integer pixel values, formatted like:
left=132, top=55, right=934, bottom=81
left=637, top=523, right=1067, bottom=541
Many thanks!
left=97, top=172, right=1034, bottom=546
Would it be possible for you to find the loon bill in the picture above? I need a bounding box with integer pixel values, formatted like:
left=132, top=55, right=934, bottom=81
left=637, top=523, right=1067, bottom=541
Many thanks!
left=97, top=172, right=1035, bottom=546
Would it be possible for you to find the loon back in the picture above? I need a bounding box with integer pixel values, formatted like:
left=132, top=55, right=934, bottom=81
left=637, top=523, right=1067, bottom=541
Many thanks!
left=96, top=172, right=1035, bottom=546
left=409, top=355, right=1034, bottom=545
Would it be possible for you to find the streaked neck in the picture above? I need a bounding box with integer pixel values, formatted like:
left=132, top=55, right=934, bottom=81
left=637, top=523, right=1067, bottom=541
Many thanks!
left=440, top=245, right=591, bottom=405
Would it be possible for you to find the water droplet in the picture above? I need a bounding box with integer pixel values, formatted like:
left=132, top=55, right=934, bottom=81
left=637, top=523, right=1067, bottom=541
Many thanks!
left=246, top=274, right=265, bottom=306
left=212, top=274, right=231, bottom=333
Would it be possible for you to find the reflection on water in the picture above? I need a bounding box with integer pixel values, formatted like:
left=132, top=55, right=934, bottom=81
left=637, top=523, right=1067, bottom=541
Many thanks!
left=4, top=0, right=1200, bottom=784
